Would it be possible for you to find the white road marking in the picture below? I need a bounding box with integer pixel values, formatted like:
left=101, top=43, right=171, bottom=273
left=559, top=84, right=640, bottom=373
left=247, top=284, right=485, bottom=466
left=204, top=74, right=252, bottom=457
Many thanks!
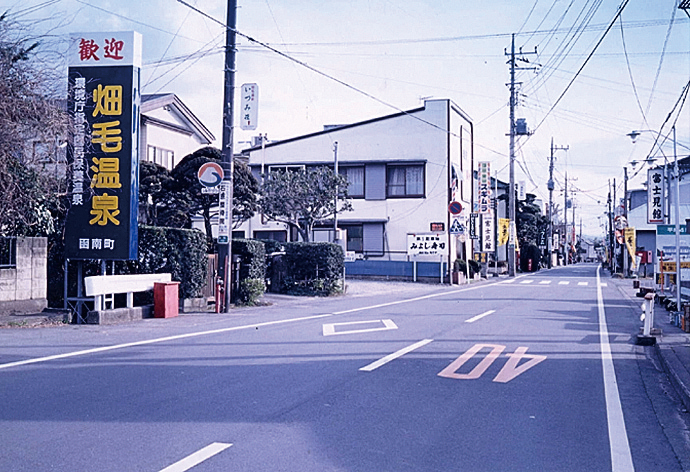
left=159, top=442, right=232, bottom=472
left=323, top=319, right=397, bottom=336
left=465, top=310, right=496, bottom=323
left=539, top=280, right=552, bottom=285
left=520, top=280, right=534, bottom=284
left=359, top=339, right=433, bottom=372
left=0, top=283, right=492, bottom=371
left=559, top=281, right=570, bottom=285
left=0, top=313, right=333, bottom=371
left=578, top=282, right=588, bottom=286
left=601, top=283, right=608, bottom=287
left=596, top=266, right=634, bottom=471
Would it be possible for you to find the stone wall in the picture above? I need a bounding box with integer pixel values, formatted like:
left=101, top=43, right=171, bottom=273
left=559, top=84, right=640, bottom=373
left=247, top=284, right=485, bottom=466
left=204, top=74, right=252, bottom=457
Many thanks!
left=0, top=237, right=48, bottom=314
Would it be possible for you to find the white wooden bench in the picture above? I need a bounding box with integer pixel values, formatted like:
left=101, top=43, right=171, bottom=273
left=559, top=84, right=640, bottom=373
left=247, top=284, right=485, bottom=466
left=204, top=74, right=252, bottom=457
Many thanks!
left=84, top=273, right=172, bottom=311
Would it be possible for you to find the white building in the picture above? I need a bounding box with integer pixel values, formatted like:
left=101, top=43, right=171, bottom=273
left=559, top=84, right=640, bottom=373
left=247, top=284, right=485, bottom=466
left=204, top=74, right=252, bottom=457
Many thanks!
left=140, top=94, right=215, bottom=170
left=237, top=99, right=474, bottom=278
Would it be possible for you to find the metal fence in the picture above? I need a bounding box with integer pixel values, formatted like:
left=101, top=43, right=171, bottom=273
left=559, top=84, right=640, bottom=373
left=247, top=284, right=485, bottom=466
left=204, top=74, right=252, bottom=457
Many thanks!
left=0, top=237, right=16, bottom=269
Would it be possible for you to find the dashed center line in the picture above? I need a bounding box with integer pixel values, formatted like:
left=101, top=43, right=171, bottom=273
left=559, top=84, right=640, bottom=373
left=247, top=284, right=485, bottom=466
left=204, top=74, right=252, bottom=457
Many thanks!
left=465, top=310, right=496, bottom=323
left=359, top=339, right=434, bottom=372
left=159, top=442, right=232, bottom=472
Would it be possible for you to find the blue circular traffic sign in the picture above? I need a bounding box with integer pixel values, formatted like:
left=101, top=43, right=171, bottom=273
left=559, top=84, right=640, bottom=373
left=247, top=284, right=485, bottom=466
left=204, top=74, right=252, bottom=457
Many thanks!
left=448, top=201, right=463, bottom=215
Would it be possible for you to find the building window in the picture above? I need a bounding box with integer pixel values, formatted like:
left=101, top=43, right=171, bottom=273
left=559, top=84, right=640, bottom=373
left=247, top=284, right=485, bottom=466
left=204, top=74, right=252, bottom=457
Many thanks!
left=268, top=165, right=305, bottom=173
left=340, top=166, right=365, bottom=198
left=147, top=145, right=175, bottom=169
left=341, top=225, right=363, bottom=252
left=386, top=164, right=424, bottom=197
left=0, top=237, right=16, bottom=269
left=254, top=230, right=287, bottom=242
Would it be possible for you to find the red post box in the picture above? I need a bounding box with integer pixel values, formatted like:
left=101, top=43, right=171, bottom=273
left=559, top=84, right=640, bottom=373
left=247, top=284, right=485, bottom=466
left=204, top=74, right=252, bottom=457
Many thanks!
left=154, top=281, right=180, bottom=318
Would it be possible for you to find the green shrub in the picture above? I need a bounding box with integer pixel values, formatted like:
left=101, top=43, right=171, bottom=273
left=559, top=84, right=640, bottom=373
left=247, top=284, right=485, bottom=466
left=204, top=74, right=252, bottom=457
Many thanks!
left=262, top=239, right=284, bottom=255
left=232, top=239, right=266, bottom=303
left=281, top=242, right=344, bottom=296
left=129, top=226, right=207, bottom=299
left=237, top=278, right=266, bottom=305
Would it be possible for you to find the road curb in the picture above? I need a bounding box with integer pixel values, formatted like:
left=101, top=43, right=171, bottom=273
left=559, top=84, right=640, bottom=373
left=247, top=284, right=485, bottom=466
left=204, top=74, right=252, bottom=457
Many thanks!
left=656, top=342, right=690, bottom=412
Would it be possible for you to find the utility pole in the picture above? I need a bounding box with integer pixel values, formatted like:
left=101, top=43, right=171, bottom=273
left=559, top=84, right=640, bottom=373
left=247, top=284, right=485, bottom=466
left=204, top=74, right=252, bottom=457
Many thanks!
left=613, top=178, right=617, bottom=274
left=505, top=34, right=537, bottom=276
left=548, top=138, right=568, bottom=268
left=608, top=180, right=614, bottom=271
left=333, top=142, right=339, bottom=238
left=564, top=172, right=568, bottom=265
left=623, top=167, right=628, bottom=276
left=218, top=0, right=237, bottom=312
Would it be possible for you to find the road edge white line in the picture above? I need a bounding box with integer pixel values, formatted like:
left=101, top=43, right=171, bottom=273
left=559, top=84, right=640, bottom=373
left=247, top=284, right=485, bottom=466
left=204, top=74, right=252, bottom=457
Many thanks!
left=159, top=442, right=232, bottom=472
left=0, top=280, right=502, bottom=371
left=359, top=339, right=434, bottom=372
left=465, top=310, right=496, bottom=323
left=0, top=314, right=332, bottom=371
left=596, top=266, right=635, bottom=472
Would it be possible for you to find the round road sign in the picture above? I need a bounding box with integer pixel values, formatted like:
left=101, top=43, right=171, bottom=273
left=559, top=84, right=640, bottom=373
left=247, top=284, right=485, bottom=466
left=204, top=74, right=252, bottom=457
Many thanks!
left=448, top=201, right=463, bottom=215
left=198, top=162, right=224, bottom=188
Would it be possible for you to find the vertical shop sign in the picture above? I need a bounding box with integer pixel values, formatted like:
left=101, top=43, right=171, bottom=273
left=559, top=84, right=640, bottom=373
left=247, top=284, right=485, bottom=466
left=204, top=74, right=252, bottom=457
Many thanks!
left=647, top=168, right=664, bottom=224
left=477, top=161, right=491, bottom=214
left=65, top=32, right=141, bottom=260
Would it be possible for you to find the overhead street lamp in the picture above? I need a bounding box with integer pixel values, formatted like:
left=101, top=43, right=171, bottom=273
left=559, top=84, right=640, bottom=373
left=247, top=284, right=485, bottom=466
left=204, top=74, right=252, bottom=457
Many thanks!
left=628, top=127, right=682, bottom=319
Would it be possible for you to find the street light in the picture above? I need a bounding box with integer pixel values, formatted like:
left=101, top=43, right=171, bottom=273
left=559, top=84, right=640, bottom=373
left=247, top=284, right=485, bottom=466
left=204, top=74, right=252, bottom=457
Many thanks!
left=628, top=127, right=682, bottom=319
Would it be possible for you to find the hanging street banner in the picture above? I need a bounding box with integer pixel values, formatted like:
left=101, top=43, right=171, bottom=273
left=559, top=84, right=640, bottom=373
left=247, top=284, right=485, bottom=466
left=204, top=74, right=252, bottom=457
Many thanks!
left=647, top=168, right=665, bottom=224
left=64, top=31, right=142, bottom=260
left=498, top=218, right=510, bottom=246
left=624, top=227, right=636, bottom=269
left=477, top=161, right=491, bottom=214
left=240, top=83, right=259, bottom=130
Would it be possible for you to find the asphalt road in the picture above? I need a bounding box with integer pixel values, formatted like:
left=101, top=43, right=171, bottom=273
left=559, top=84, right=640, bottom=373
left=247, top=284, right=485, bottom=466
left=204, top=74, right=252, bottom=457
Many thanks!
left=0, top=263, right=688, bottom=471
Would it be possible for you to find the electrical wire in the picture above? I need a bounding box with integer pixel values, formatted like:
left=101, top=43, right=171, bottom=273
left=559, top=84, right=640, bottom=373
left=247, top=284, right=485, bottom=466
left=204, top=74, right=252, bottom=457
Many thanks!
left=176, top=0, right=464, bottom=140
left=531, top=0, right=630, bottom=134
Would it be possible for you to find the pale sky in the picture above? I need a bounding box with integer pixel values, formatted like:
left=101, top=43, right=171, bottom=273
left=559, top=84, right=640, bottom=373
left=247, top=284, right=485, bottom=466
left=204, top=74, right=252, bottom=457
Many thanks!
left=5, top=0, right=689, bottom=237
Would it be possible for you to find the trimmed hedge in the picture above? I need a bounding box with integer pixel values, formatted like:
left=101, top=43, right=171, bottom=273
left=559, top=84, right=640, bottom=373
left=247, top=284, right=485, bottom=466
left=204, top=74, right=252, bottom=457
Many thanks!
left=232, top=238, right=266, bottom=305
left=281, top=242, right=344, bottom=296
left=47, top=225, right=207, bottom=310
left=128, top=226, right=207, bottom=299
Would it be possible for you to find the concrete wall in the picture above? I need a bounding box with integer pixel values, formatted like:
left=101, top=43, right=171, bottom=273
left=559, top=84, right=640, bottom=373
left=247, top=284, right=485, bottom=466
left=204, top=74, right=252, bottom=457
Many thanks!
left=0, top=237, right=47, bottom=314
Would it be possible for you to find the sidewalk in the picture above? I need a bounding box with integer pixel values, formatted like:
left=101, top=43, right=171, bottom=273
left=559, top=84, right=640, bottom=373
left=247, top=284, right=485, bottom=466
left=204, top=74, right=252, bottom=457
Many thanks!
left=614, top=275, right=690, bottom=412
left=0, top=278, right=476, bottom=328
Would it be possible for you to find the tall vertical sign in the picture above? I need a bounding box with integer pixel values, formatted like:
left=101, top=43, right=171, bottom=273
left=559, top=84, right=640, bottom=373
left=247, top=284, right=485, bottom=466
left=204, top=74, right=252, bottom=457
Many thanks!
left=647, top=168, right=665, bottom=224
left=240, top=83, right=258, bottom=131
left=477, top=162, right=491, bottom=214
left=65, top=32, right=141, bottom=260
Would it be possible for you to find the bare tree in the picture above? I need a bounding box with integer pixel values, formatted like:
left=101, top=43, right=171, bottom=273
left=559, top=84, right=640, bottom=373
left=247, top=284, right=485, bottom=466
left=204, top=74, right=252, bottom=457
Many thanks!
left=0, top=10, right=69, bottom=236
left=260, top=166, right=352, bottom=242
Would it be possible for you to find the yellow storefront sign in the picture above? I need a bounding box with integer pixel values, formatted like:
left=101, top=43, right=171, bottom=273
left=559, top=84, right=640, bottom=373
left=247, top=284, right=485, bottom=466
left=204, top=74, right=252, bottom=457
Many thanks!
left=661, top=261, right=690, bottom=272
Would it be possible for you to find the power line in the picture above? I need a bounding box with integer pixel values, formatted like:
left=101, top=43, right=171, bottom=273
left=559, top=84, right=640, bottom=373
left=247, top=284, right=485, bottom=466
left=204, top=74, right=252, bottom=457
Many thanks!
left=532, top=0, right=630, bottom=134
left=176, top=0, right=464, bottom=140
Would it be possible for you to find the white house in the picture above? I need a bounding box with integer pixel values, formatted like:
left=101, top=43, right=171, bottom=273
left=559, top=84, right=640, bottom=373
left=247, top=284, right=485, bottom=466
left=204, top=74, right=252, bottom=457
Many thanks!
left=237, top=98, right=474, bottom=279
left=140, top=93, right=215, bottom=170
